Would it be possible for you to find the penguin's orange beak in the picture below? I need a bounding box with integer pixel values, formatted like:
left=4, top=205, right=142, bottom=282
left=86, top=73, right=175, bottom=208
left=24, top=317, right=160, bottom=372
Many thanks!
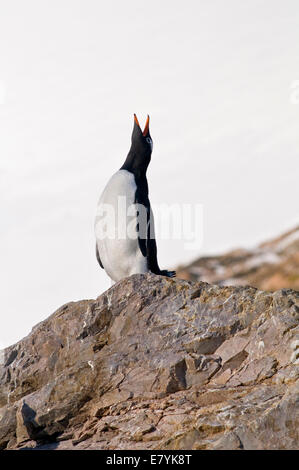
left=143, top=115, right=150, bottom=136
left=134, top=114, right=150, bottom=136
left=134, top=114, right=140, bottom=128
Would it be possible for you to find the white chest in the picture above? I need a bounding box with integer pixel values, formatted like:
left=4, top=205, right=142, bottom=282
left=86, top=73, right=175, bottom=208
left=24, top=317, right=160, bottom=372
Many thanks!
left=95, top=170, right=148, bottom=281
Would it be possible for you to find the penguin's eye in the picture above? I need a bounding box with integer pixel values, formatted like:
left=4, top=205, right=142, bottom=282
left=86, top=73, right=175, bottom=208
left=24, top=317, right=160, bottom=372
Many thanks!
left=146, top=137, right=153, bottom=149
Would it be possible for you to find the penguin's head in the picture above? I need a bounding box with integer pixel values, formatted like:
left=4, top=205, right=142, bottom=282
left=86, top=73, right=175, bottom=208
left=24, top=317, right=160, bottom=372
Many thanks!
left=128, top=114, right=153, bottom=174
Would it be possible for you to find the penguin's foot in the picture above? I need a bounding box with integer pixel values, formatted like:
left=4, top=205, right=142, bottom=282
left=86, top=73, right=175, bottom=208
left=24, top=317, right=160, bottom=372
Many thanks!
left=160, top=270, right=176, bottom=278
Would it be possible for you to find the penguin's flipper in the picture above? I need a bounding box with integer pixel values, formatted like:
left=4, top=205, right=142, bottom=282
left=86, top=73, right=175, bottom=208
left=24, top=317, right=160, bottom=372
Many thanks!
left=96, top=243, right=104, bottom=269
left=135, top=190, right=171, bottom=277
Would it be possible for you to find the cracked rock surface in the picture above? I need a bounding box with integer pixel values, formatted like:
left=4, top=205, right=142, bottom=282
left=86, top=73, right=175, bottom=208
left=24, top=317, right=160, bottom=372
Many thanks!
left=0, top=274, right=298, bottom=450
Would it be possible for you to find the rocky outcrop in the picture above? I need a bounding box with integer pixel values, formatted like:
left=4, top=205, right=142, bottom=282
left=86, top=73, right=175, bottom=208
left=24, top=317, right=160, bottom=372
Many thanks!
left=177, top=226, right=299, bottom=291
left=0, top=274, right=298, bottom=450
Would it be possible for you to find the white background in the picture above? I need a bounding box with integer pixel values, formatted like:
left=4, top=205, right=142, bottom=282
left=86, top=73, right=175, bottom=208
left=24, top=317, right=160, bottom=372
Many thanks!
left=0, top=0, right=298, bottom=349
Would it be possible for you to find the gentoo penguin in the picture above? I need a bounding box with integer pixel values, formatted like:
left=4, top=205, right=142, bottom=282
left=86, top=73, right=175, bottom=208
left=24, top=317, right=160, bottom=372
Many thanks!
left=95, top=114, right=176, bottom=283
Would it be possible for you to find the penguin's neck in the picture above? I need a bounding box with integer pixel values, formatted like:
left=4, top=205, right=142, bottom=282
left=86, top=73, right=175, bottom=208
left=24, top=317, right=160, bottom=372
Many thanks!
left=120, top=150, right=148, bottom=180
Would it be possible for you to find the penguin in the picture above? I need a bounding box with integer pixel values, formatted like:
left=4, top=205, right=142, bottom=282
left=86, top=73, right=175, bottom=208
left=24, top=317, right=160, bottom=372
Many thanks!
left=95, top=114, right=176, bottom=283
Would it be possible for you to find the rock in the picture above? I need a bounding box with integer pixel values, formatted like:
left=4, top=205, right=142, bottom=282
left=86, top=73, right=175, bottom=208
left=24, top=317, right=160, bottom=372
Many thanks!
left=212, top=431, right=243, bottom=450
left=177, top=225, right=299, bottom=291
left=0, top=273, right=298, bottom=450
left=0, top=405, right=17, bottom=450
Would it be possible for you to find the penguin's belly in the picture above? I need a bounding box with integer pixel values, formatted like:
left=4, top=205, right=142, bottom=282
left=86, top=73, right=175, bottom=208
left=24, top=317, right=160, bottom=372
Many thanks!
left=95, top=170, right=148, bottom=282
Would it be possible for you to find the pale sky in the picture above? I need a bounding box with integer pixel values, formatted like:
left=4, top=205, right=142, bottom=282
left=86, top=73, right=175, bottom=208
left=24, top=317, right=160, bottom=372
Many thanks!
left=0, top=0, right=298, bottom=349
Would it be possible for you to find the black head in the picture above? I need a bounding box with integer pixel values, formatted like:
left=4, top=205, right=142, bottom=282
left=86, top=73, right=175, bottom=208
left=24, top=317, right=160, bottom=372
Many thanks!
left=121, top=114, right=153, bottom=176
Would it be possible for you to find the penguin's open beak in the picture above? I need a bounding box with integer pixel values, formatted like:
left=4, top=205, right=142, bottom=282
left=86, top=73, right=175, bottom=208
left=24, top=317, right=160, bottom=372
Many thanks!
left=134, top=114, right=150, bottom=137
left=134, top=114, right=140, bottom=128
left=143, top=115, right=150, bottom=137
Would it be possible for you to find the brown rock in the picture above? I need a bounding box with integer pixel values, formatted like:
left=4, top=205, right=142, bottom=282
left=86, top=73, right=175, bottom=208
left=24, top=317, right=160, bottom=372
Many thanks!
left=0, top=273, right=298, bottom=450
left=177, top=226, right=299, bottom=291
